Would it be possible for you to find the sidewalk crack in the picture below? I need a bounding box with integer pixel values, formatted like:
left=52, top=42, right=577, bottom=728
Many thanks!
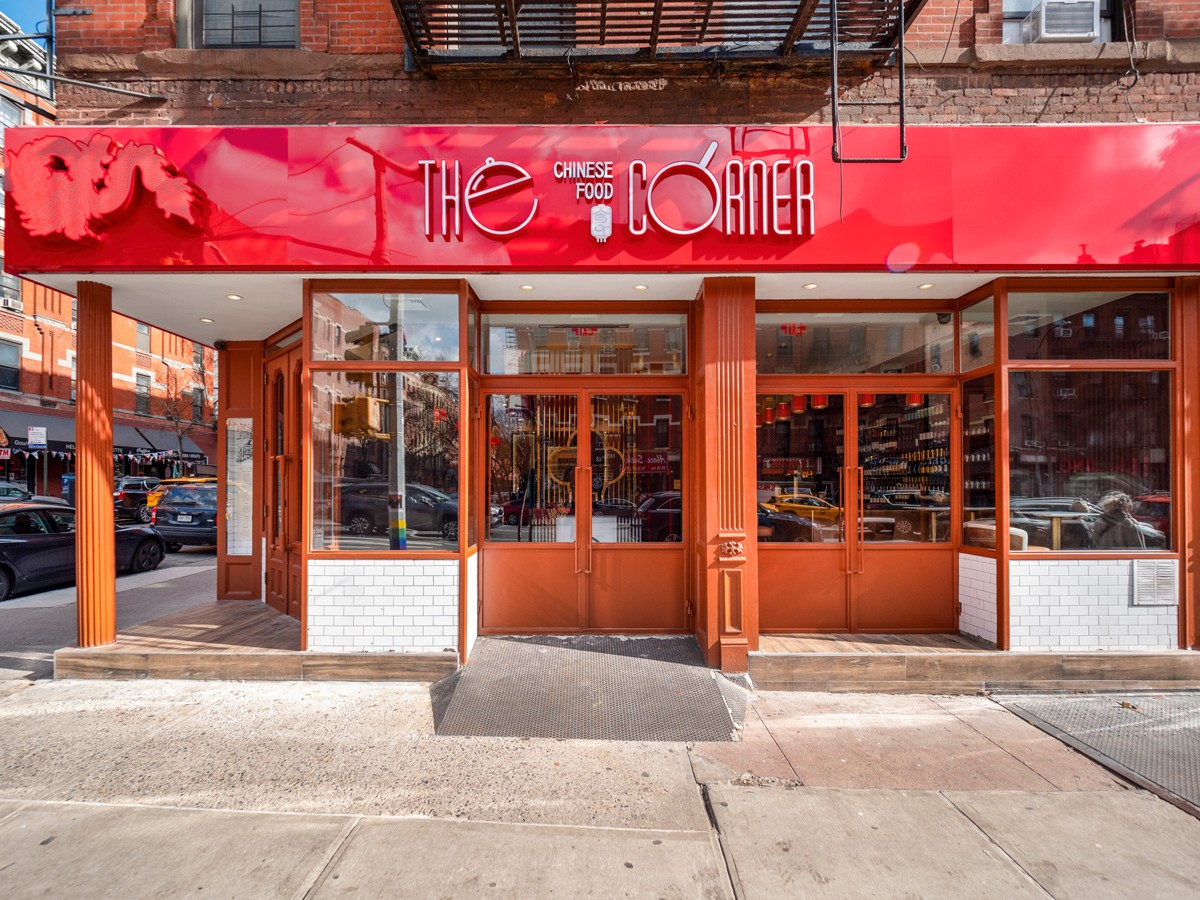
left=297, top=815, right=361, bottom=900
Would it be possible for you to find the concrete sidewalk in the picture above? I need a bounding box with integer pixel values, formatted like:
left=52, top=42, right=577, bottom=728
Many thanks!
left=1, top=681, right=1198, bottom=898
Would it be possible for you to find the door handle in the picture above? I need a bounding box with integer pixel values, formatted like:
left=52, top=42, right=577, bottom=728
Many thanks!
left=856, top=466, right=866, bottom=574
left=580, top=466, right=592, bottom=574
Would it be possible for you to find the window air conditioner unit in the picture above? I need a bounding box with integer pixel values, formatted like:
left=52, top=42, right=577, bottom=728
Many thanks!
left=0, top=297, right=22, bottom=312
left=1021, top=0, right=1101, bottom=43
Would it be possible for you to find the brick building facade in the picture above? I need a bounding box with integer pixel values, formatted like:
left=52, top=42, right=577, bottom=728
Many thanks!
left=1, top=13, right=216, bottom=497
left=4, top=2, right=1199, bottom=667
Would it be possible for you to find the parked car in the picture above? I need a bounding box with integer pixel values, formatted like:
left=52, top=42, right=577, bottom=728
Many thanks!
left=770, top=493, right=843, bottom=525
left=340, top=481, right=461, bottom=540
left=501, top=498, right=560, bottom=526
left=593, top=498, right=638, bottom=518
left=113, top=475, right=162, bottom=524
left=0, top=502, right=164, bottom=601
left=147, top=476, right=217, bottom=509
left=1133, top=493, right=1171, bottom=539
left=757, top=503, right=823, bottom=542
left=0, top=482, right=68, bottom=506
left=637, top=491, right=683, bottom=542
left=151, top=483, right=219, bottom=550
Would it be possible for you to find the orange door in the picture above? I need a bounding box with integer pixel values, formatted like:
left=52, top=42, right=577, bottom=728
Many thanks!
left=480, top=391, right=687, bottom=632
left=758, top=390, right=956, bottom=632
left=265, top=347, right=304, bottom=619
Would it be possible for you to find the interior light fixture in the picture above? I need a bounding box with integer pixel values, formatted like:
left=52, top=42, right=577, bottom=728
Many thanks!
left=802, top=283, right=819, bottom=290
left=918, top=283, right=935, bottom=290
left=633, top=284, right=648, bottom=292
left=519, top=284, right=535, bottom=291
left=199, top=317, right=215, bottom=323
left=225, top=294, right=242, bottom=301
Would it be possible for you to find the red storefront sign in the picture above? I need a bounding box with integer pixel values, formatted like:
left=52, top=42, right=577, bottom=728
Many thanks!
left=5, top=124, right=1200, bottom=274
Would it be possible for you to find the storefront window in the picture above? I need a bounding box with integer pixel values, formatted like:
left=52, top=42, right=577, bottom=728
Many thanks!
left=961, top=377, right=997, bottom=548
left=1008, top=292, right=1170, bottom=361
left=1008, top=371, right=1171, bottom=551
left=483, top=314, right=686, bottom=375
left=755, top=394, right=845, bottom=543
left=755, top=313, right=954, bottom=374
left=311, top=371, right=460, bottom=551
left=960, top=299, right=994, bottom=371
left=312, top=291, right=459, bottom=363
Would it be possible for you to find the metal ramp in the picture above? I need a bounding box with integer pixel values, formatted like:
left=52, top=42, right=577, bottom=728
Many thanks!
left=432, top=635, right=749, bottom=742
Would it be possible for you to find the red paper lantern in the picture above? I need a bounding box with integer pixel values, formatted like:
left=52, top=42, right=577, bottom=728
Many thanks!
left=792, top=394, right=806, bottom=414
left=906, top=393, right=924, bottom=408
left=810, top=394, right=828, bottom=410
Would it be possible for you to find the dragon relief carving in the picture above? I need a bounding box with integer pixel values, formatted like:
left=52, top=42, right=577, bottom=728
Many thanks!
left=8, top=134, right=202, bottom=241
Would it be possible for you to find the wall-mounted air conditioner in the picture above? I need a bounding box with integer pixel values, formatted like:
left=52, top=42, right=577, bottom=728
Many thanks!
left=1021, top=0, right=1100, bottom=43
left=0, top=297, right=22, bottom=312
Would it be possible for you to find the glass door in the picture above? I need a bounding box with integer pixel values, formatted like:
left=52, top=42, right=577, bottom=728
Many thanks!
left=852, top=392, right=956, bottom=631
left=481, top=391, right=687, bottom=631
left=757, top=389, right=957, bottom=632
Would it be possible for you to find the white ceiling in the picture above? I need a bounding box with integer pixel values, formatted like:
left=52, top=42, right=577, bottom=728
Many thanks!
left=25, top=269, right=1141, bottom=346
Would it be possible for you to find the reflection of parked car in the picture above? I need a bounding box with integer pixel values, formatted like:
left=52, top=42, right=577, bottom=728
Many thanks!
left=113, top=476, right=162, bottom=524
left=147, top=476, right=217, bottom=509
left=770, top=493, right=842, bottom=525
left=637, top=491, right=682, bottom=542
left=593, top=498, right=637, bottom=517
left=341, top=482, right=460, bottom=540
left=757, top=504, right=822, bottom=542
left=151, top=483, right=219, bottom=550
left=501, top=499, right=559, bottom=526
left=983, top=497, right=1166, bottom=550
left=1133, top=494, right=1171, bottom=538
left=0, top=483, right=68, bottom=506
left=0, top=502, right=164, bottom=600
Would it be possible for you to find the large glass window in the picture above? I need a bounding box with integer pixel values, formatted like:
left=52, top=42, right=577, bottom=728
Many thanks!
left=0, top=340, right=20, bottom=392
left=135, top=373, right=151, bottom=414
left=960, top=298, right=994, bottom=371
left=312, top=291, right=459, bottom=364
left=1008, top=371, right=1171, bottom=551
left=755, top=312, right=954, bottom=374
left=197, top=1, right=300, bottom=48
left=755, top=394, right=845, bottom=543
left=311, top=371, right=460, bottom=551
left=484, top=314, right=686, bottom=375
left=1008, top=292, right=1169, bottom=361
left=961, top=377, right=997, bottom=548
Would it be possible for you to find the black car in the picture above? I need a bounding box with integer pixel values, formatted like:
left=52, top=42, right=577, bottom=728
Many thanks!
left=0, top=482, right=68, bottom=506
left=151, top=483, right=219, bottom=549
left=0, top=502, right=165, bottom=601
left=637, top=491, right=683, bottom=542
left=114, top=476, right=162, bottom=524
left=757, top=503, right=823, bottom=542
left=340, top=481, right=460, bottom=541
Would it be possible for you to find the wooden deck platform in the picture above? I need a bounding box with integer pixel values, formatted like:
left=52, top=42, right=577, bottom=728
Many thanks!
left=751, top=633, right=1200, bottom=694
left=54, top=601, right=458, bottom=682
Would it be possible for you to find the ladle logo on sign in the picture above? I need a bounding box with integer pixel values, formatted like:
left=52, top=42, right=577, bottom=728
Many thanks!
left=420, top=141, right=815, bottom=244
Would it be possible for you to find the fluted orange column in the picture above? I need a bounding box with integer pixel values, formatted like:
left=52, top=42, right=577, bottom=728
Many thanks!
left=76, top=281, right=116, bottom=647
left=695, top=277, right=758, bottom=672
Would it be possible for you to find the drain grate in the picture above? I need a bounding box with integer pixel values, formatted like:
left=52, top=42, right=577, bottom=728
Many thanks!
left=433, top=635, right=747, bottom=742
left=1001, top=694, right=1200, bottom=814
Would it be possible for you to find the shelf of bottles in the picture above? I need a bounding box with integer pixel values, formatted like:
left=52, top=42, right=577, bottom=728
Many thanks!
left=857, top=393, right=951, bottom=503
left=962, top=376, right=996, bottom=526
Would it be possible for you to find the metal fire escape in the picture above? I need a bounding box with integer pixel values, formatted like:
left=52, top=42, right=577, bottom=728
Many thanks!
left=388, top=0, right=923, bottom=163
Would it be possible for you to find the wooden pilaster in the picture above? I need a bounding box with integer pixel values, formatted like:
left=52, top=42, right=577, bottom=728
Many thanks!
left=75, top=281, right=117, bottom=647
left=695, top=277, right=758, bottom=672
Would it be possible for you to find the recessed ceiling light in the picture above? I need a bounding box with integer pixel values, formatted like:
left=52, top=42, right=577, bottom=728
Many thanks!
left=633, top=284, right=648, bottom=292
left=918, top=283, right=935, bottom=290
left=519, top=284, right=535, bottom=291
left=802, top=283, right=819, bottom=290
left=199, top=317, right=215, bottom=324
left=225, top=294, right=242, bottom=301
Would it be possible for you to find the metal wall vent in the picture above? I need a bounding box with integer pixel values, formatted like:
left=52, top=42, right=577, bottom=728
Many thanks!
left=1132, top=559, right=1178, bottom=606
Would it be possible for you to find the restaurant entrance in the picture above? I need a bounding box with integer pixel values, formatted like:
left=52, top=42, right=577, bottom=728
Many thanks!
left=477, top=308, right=690, bottom=633
left=756, top=388, right=958, bottom=633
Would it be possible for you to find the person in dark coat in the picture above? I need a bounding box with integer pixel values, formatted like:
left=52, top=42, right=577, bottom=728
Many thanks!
left=1089, top=491, right=1145, bottom=550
